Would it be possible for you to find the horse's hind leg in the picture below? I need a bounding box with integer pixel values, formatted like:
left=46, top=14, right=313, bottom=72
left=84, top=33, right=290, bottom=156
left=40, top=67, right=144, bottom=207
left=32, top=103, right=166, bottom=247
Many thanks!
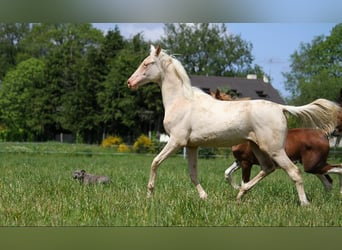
left=187, top=146, right=207, bottom=199
left=273, top=151, right=310, bottom=206
left=325, top=164, right=342, bottom=194
left=237, top=168, right=274, bottom=203
left=147, top=137, right=181, bottom=198
left=237, top=143, right=275, bottom=202
left=315, top=174, right=333, bottom=192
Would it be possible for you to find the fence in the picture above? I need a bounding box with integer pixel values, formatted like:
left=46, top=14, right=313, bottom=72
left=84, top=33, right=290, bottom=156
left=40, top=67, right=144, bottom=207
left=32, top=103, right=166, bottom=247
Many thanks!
left=1, top=141, right=341, bottom=161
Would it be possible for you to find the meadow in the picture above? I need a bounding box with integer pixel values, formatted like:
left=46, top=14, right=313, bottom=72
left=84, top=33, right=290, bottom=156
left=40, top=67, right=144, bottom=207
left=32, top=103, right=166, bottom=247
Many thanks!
left=1, top=142, right=342, bottom=226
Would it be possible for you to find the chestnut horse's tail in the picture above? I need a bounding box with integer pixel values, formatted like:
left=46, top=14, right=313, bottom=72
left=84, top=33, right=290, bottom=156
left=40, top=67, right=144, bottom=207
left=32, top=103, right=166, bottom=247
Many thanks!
left=282, top=98, right=341, bottom=135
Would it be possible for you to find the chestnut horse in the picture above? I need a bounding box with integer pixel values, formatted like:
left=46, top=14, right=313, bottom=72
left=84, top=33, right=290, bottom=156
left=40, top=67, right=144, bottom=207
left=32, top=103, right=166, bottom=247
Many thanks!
left=127, top=45, right=340, bottom=205
left=225, top=128, right=342, bottom=193
left=210, top=89, right=250, bottom=101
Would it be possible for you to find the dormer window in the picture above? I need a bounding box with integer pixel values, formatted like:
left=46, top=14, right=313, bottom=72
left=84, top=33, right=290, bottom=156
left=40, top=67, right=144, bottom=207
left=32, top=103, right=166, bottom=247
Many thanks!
left=256, top=90, right=268, bottom=98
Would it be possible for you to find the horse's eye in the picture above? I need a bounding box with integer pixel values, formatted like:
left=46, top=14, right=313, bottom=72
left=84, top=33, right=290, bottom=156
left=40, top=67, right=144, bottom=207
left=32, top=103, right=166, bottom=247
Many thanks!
left=144, top=61, right=154, bottom=68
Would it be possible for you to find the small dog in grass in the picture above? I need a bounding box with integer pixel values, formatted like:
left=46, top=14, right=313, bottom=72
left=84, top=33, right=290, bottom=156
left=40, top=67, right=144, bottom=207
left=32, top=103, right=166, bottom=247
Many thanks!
left=73, top=169, right=111, bottom=184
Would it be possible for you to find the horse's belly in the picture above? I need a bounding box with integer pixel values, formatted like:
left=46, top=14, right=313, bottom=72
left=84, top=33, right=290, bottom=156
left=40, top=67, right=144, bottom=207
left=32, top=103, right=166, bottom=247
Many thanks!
left=187, top=128, right=246, bottom=147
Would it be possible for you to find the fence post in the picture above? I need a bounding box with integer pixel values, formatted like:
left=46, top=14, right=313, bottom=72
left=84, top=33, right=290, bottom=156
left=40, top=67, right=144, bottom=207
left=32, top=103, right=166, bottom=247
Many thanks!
left=183, top=147, right=186, bottom=159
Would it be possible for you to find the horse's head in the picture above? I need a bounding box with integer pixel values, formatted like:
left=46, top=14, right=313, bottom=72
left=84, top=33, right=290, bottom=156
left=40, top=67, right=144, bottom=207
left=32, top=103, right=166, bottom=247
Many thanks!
left=332, top=109, right=342, bottom=137
left=127, top=45, right=163, bottom=90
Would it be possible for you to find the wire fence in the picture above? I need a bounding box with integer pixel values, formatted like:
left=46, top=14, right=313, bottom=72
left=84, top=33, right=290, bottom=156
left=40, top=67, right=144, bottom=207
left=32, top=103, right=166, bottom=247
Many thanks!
left=1, top=142, right=341, bottom=162
left=0, top=143, right=233, bottom=159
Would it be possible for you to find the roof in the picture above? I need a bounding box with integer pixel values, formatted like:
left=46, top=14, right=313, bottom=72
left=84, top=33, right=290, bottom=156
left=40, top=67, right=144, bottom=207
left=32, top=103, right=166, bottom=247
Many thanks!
left=190, top=75, right=285, bottom=104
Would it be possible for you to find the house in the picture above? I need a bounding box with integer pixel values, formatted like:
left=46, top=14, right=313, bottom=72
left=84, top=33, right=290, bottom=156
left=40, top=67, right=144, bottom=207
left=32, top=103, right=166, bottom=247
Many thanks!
left=190, top=75, right=285, bottom=104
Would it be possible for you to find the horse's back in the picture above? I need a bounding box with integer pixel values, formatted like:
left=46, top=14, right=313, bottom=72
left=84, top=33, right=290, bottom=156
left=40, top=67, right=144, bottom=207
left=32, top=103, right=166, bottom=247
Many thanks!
left=188, top=98, right=288, bottom=147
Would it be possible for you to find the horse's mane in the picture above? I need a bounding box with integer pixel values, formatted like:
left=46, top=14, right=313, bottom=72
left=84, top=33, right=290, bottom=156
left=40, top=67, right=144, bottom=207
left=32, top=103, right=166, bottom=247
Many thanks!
left=160, top=51, right=194, bottom=100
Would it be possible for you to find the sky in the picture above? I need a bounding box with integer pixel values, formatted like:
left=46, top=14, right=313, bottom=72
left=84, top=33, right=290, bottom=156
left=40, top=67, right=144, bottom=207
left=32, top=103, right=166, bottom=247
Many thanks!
left=93, top=23, right=337, bottom=98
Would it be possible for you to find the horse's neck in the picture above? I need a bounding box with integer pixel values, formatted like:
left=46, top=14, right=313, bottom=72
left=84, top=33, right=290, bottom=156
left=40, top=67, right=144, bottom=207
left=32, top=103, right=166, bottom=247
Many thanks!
left=160, top=70, right=188, bottom=109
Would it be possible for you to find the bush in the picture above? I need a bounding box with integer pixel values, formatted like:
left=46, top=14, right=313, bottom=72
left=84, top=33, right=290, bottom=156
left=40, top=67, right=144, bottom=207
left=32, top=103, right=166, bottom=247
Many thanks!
left=198, top=147, right=216, bottom=159
left=0, top=126, right=31, bottom=142
left=118, top=143, right=130, bottom=153
left=133, top=134, right=154, bottom=153
left=101, top=136, right=123, bottom=148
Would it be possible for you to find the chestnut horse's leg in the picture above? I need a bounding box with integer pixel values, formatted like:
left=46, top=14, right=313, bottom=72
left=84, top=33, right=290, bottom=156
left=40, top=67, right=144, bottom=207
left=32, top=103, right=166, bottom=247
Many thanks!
left=325, top=164, right=342, bottom=194
left=224, top=161, right=241, bottom=189
left=237, top=167, right=275, bottom=202
left=237, top=143, right=276, bottom=202
left=187, top=146, right=208, bottom=199
left=241, top=160, right=253, bottom=185
left=316, top=175, right=333, bottom=192
left=147, top=137, right=181, bottom=198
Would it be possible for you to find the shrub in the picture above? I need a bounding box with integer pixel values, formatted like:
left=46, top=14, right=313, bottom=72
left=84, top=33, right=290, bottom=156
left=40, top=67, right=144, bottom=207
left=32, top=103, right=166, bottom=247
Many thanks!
left=133, top=134, right=154, bottom=153
left=198, top=147, right=216, bottom=159
left=101, top=136, right=123, bottom=148
left=118, top=143, right=130, bottom=153
left=0, top=126, right=29, bottom=142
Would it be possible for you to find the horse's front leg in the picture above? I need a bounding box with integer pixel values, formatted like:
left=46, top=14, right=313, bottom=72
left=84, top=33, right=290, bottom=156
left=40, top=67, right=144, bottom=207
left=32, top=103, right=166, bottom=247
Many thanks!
left=187, top=146, right=207, bottom=199
left=147, top=138, right=181, bottom=198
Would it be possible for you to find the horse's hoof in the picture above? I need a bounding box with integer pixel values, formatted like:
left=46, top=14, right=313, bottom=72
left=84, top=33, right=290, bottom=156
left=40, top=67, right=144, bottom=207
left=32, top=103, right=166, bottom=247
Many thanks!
left=300, top=201, right=310, bottom=206
left=199, top=192, right=208, bottom=200
left=236, top=197, right=242, bottom=205
left=147, top=190, right=153, bottom=198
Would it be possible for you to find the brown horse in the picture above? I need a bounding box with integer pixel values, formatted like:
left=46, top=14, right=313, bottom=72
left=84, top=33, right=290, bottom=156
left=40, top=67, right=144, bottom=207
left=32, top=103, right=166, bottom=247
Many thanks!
left=210, top=89, right=250, bottom=101
left=225, top=128, right=342, bottom=193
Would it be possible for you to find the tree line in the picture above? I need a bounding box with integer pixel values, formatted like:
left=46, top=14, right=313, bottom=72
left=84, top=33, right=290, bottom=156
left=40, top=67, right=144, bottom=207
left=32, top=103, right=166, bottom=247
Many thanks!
left=284, top=24, right=342, bottom=105
left=0, top=23, right=262, bottom=143
left=0, top=23, right=340, bottom=143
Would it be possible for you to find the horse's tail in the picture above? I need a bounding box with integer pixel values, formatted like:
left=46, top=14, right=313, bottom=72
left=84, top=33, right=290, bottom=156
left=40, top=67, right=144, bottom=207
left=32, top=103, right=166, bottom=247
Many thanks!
left=282, top=98, right=341, bottom=135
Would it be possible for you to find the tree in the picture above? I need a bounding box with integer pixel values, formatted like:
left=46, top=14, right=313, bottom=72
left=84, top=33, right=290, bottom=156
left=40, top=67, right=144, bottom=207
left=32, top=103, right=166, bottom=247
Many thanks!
left=0, top=23, right=30, bottom=80
left=98, top=33, right=157, bottom=139
left=45, top=24, right=105, bottom=143
left=0, top=58, right=48, bottom=140
left=0, top=23, right=190, bottom=142
left=100, top=25, right=125, bottom=66
left=161, top=23, right=261, bottom=77
left=284, top=24, right=342, bottom=104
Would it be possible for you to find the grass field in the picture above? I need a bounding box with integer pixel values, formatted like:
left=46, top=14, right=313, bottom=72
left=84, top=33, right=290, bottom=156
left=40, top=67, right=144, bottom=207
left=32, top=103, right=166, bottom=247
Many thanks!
left=1, top=142, right=342, bottom=226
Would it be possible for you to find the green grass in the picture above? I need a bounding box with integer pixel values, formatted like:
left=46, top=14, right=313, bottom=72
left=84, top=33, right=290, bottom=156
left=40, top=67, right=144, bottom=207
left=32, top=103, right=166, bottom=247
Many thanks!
left=1, top=142, right=342, bottom=226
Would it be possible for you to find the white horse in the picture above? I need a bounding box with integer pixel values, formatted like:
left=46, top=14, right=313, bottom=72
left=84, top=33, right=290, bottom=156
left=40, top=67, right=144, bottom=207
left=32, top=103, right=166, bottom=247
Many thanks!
left=127, top=45, right=340, bottom=206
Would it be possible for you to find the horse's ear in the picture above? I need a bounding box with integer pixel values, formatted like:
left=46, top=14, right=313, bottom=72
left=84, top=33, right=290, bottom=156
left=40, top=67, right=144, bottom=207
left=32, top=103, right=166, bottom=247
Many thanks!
left=150, top=44, right=156, bottom=54
left=155, top=45, right=161, bottom=56
left=215, top=89, right=220, bottom=99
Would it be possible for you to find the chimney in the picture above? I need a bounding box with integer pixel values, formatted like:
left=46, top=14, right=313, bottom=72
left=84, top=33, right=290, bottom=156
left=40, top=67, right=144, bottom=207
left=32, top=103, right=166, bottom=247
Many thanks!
left=247, top=74, right=257, bottom=80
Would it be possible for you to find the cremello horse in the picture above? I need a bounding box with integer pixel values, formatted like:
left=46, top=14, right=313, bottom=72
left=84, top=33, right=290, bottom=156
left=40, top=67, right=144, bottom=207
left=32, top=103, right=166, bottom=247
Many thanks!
left=127, top=45, right=340, bottom=206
